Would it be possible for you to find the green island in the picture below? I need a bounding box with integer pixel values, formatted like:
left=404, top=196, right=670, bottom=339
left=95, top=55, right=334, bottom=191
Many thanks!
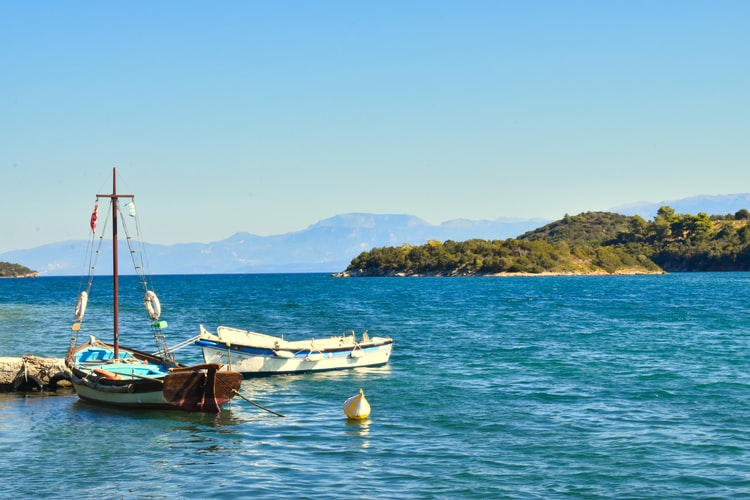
left=0, top=262, right=38, bottom=278
left=337, top=206, right=750, bottom=277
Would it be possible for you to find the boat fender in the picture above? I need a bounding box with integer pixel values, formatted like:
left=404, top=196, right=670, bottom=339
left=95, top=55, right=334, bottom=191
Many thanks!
left=13, top=374, right=44, bottom=392
left=144, top=290, right=161, bottom=320
left=74, top=291, right=88, bottom=322
left=48, top=372, right=72, bottom=390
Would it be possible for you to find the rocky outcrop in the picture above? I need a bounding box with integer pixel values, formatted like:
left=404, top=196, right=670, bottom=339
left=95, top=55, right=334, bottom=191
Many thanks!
left=0, top=355, right=71, bottom=392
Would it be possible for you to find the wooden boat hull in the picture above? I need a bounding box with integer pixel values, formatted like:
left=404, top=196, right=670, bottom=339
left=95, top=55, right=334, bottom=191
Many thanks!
left=70, top=370, right=242, bottom=411
left=68, top=338, right=242, bottom=412
left=196, top=325, right=393, bottom=377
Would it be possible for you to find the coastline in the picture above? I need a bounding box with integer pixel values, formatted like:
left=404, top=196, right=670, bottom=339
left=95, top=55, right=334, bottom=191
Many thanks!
left=332, top=268, right=666, bottom=278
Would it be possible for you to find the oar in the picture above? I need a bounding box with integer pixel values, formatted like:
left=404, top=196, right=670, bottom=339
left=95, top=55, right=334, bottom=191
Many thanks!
left=122, top=372, right=164, bottom=383
left=216, top=375, right=285, bottom=417
left=82, top=365, right=165, bottom=383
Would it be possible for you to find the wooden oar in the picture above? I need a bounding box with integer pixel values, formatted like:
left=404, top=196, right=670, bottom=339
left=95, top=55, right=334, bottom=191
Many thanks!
left=122, top=372, right=164, bottom=383
left=82, top=365, right=166, bottom=383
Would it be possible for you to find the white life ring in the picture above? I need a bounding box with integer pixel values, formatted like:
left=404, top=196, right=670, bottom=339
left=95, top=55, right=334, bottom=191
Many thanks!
left=144, top=290, right=161, bottom=320
left=74, top=291, right=88, bottom=322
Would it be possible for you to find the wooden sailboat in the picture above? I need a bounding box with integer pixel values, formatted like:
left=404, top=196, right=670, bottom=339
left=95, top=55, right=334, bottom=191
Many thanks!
left=65, top=168, right=242, bottom=412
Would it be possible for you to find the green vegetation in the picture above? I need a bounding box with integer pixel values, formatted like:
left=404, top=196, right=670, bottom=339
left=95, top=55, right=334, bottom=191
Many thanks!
left=0, top=262, right=37, bottom=278
left=341, top=207, right=750, bottom=276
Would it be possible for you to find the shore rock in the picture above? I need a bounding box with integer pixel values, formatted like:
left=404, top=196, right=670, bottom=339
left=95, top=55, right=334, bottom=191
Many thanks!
left=0, top=355, right=71, bottom=392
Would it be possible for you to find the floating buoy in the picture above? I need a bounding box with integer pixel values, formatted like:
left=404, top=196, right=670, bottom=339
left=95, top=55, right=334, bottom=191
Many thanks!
left=343, top=388, right=371, bottom=420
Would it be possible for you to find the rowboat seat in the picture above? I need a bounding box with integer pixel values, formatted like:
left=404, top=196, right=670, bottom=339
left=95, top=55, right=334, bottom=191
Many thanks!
left=77, top=349, right=114, bottom=363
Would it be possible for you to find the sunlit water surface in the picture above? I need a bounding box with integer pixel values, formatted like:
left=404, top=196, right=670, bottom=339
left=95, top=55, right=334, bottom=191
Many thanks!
left=2, top=273, right=750, bottom=498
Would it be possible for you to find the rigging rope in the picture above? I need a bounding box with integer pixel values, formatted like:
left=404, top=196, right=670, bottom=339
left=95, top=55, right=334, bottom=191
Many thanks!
left=117, top=199, right=150, bottom=294
left=68, top=199, right=112, bottom=354
left=116, top=199, right=174, bottom=360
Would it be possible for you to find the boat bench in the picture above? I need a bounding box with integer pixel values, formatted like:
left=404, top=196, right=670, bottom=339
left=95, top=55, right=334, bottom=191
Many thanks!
left=77, top=349, right=116, bottom=363
left=77, top=349, right=137, bottom=364
left=104, top=365, right=166, bottom=377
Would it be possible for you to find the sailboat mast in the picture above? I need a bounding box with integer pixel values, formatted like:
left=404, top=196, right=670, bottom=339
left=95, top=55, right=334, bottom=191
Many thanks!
left=97, top=167, right=133, bottom=360
left=111, top=167, right=120, bottom=359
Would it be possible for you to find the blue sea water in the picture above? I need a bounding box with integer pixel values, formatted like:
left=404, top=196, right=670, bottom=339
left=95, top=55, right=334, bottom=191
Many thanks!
left=1, top=273, right=750, bottom=499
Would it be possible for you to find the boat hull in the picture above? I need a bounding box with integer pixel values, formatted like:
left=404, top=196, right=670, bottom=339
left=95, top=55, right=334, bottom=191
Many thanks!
left=196, top=327, right=393, bottom=377
left=70, top=374, right=173, bottom=409
left=67, top=338, right=242, bottom=412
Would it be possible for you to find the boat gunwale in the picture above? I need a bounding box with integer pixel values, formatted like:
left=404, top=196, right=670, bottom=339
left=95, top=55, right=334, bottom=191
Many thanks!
left=195, top=337, right=394, bottom=357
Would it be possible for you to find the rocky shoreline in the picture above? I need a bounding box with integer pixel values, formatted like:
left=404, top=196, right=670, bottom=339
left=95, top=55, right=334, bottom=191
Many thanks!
left=0, top=355, right=71, bottom=392
left=332, top=268, right=666, bottom=278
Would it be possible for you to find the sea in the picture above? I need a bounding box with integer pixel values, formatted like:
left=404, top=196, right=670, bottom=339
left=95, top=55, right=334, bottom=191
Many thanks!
left=1, top=272, right=750, bottom=499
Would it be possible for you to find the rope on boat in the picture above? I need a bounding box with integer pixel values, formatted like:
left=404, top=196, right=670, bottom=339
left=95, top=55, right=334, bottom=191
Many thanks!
left=151, top=335, right=202, bottom=356
left=68, top=199, right=111, bottom=355
left=215, top=375, right=286, bottom=418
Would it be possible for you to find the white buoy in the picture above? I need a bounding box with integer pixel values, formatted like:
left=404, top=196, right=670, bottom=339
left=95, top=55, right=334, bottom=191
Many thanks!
left=343, top=388, right=371, bottom=420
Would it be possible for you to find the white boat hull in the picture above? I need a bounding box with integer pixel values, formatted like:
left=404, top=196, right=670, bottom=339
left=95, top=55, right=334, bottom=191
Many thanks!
left=197, top=325, right=393, bottom=377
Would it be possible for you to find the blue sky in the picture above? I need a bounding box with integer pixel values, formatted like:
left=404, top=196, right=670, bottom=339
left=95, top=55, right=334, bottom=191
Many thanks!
left=2, top=1, right=748, bottom=253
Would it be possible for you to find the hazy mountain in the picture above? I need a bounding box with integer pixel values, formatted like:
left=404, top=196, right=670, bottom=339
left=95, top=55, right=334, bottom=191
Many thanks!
left=8, top=194, right=750, bottom=276
left=1, top=213, right=548, bottom=276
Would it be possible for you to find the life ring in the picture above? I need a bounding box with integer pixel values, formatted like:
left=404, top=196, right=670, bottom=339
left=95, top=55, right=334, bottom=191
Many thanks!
left=144, top=290, right=161, bottom=320
left=74, top=291, right=88, bottom=322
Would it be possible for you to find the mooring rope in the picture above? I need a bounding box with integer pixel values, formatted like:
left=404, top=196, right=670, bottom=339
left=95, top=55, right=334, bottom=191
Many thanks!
left=215, top=375, right=286, bottom=417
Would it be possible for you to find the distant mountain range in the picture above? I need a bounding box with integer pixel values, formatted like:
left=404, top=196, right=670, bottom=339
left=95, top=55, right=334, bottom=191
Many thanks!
left=4, top=194, right=750, bottom=276
left=0, top=214, right=548, bottom=276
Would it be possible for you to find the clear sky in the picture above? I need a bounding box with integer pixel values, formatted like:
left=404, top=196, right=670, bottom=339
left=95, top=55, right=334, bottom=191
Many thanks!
left=2, top=1, right=748, bottom=253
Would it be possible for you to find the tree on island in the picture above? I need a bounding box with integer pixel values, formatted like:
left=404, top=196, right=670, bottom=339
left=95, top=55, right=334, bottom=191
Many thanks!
left=0, top=262, right=38, bottom=277
left=340, top=207, right=750, bottom=276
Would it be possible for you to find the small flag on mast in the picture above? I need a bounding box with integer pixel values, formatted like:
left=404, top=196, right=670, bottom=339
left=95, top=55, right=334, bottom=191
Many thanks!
left=90, top=202, right=98, bottom=232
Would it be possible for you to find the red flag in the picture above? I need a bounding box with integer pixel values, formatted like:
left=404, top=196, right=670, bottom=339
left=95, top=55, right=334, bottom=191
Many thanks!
left=90, top=202, right=98, bottom=232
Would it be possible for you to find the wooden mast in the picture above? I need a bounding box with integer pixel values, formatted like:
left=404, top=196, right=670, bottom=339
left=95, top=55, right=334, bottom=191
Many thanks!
left=112, top=168, right=119, bottom=359
left=98, top=167, right=133, bottom=360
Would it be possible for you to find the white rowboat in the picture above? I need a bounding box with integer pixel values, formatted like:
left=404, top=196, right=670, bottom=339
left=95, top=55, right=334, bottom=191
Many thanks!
left=196, top=325, right=394, bottom=377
